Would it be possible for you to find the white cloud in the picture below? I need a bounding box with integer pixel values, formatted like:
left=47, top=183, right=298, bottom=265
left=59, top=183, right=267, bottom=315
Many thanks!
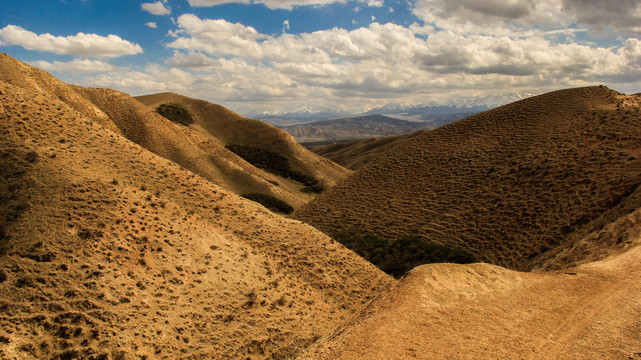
left=149, top=13, right=641, bottom=113
left=29, top=58, right=119, bottom=73
left=361, top=0, right=383, bottom=7
left=0, top=25, right=142, bottom=57
left=141, top=1, right=171, bottom=15
left=83, top=70, right=169, bottom=93
left=283, top=20, right=290, bottom=33
left=146, top=22, right=158, bottom=28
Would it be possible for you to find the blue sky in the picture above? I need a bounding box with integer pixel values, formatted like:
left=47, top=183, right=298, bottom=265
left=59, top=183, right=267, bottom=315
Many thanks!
left=1, top=0, right=641, bottom=114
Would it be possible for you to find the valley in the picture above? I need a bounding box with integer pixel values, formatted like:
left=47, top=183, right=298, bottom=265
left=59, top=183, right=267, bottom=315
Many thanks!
left=1, top=53, right=641, bottom=359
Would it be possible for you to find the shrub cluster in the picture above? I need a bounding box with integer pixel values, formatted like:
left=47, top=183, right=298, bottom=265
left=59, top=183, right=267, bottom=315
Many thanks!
left=156, top=103, right=195, bottom=126
left=225, top=144, right=320, bottom=188
left=242, top=193, right=294, bottom=214
left=333, top=232, right=477, bottom=278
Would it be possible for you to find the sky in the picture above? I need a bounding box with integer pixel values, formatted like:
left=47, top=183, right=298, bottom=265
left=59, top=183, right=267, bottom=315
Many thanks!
left=1, top=0, right=641, bottom=115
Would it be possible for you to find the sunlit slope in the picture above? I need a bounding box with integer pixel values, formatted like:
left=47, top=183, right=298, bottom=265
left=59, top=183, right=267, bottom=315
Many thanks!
left=295, top=86, right=641, bottom=270
left=301, top=235, right=641, bottom=359
left=0, top=61, right=392, bottom=359
left=0, top=53, right=349, bottom=210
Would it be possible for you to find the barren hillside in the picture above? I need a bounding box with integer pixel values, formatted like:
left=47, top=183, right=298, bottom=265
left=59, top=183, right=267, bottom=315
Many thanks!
left=0, top=53, right=350, bottom=212
left=0, top=55, right=392, bottom=359
left=295, top=86, right=641, bottom=271
left=135, top=93, right=350, bottom=200
left=301, top=229, right=641, bottom=359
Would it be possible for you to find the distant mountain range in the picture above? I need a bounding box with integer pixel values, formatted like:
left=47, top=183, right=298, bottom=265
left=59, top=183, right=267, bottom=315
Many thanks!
left=249, top=92, right=535, bottom=126
left=247, top=105, right=351, bottom=126
left=280, top=115, right=434, bottom=144
left=250, top=93, right=535, bottom=141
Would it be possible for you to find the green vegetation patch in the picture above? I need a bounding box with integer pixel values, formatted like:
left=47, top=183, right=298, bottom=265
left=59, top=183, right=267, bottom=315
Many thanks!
left=242, top=193, right=294, bottom=214
left=156, top=102, right=195, bottom=126
left=333, top=232, right=477, bottom=278
left=225, top=144, right=320, bottom=188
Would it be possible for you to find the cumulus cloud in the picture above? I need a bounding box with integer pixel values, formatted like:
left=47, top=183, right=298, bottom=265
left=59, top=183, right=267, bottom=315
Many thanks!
left=146, top=22, right=158, bottom=28
left=29, top=58, right=119, bottom=73
left=562, top=0, right=641, bottom=35
left=141, top=1, right=171, bottom=15
left=412, top=0, right=567, bottom=34
left=0, top=25, right=142, bottom=57
left=83, top=70, right=169, bottom=93
left=154, top=13, right=641, bottom=113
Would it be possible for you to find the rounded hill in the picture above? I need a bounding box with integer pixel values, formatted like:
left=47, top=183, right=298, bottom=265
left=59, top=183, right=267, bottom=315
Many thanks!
left=295, top=86, right=641, bottom=270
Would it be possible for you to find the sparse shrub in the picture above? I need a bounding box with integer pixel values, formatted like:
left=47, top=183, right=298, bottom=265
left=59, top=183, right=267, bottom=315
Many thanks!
left=242, top=193, right=294, bottom=214
left=245, top=289, right=258, bottom=308
left=24, top=151, right=38, bottom=163
left=225, top=144, right=319, bottom=186
left=333, top=232, right=477, bottom=278
left=155, top=103, right=194, bottom=126
left=301, top=185, right=324, bottom=194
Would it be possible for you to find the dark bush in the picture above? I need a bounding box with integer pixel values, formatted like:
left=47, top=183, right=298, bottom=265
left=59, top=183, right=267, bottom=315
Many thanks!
left=333, top=232, right=477, bottom=278
left=301, top=185, right=324, bottom=194
left=156, top=103, right=194, bottom=126
left=225, top=144, right=319, bottom=186
left=242, top=193, right=294, bottom=214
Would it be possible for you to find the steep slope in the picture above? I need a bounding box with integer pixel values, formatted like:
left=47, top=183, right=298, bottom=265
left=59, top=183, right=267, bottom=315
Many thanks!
left=278, top=115, right=433, bottom=143
left=135, top=93, right=350, bottom=194
left=301, top=232, right=641, bottom=359
left=295, top=86, right=641, bottom=270
left=310, top=131, right=426, bottom=170
left=0, top=61, right=392, bottom=359
left=0, top=54, right=350, bottom=211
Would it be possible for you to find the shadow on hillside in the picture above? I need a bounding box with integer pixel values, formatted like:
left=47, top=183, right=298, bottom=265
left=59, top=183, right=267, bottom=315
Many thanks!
left=333, top=232, right=477, bottom=278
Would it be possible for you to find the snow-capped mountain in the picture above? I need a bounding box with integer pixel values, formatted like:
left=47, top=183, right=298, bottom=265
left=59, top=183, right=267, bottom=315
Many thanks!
left=248, top=105, right=350, bottom=120
left=366, top=92, right=536, bottom=119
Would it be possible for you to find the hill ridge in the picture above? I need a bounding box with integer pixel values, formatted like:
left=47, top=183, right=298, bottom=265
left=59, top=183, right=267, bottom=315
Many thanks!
left=294, top=85, right=641, bottom=271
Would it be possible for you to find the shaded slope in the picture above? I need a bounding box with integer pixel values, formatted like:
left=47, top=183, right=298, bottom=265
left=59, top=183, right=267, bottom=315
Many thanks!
left=301, top=235, right=641, bottom=359
left=295, top=86, right=641, bottom=270
left=0, top=65, right=392, bottom=359
left=310, top=131, right=426, bottom=170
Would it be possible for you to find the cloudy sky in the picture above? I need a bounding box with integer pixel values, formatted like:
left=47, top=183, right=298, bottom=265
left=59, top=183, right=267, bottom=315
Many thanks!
left=1, top=0, right=640, bottom=114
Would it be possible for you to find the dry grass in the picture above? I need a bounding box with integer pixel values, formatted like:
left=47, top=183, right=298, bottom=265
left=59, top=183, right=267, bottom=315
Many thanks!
left=0, top=53, right=392, bottom=359
left=295, top=86, right=641, bottom=271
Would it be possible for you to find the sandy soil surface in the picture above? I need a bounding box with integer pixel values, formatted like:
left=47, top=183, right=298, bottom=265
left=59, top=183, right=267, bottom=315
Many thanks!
left=302, top=239, right=641, bottom=359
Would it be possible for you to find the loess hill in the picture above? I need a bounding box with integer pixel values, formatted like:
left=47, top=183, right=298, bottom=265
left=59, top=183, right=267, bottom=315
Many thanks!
left=295, top=86, right=641, bottom=271
left=0, top=53, right=392, bottom=359
left=0, top=52, right=351, bottom=213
